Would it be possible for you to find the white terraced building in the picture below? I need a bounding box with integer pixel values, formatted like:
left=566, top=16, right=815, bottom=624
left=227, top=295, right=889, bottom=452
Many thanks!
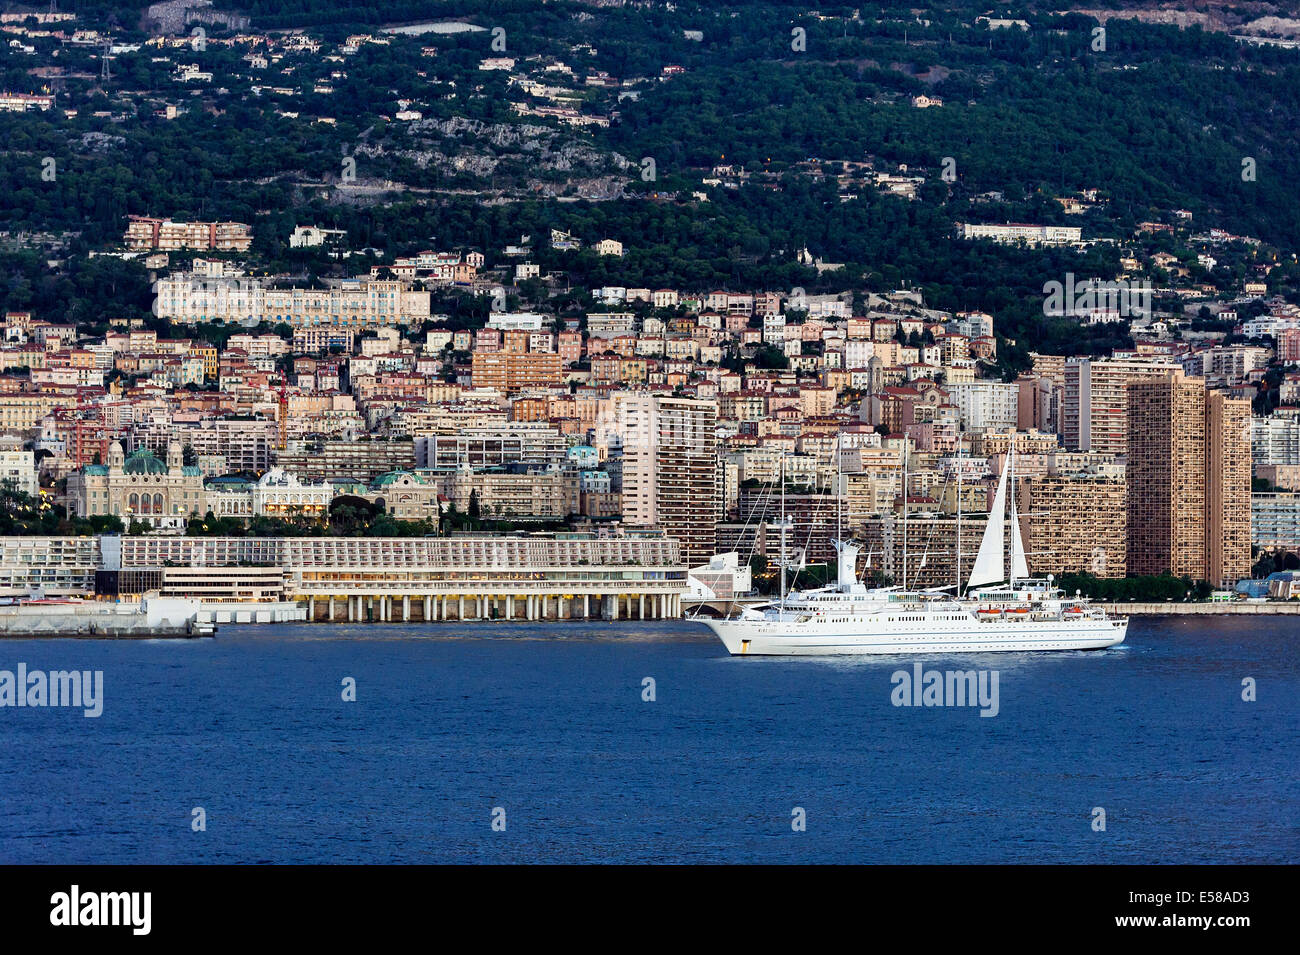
left=2, top=535, right=690, bottom=619
left=0, top=537, right=100, bottom=596
left=104, top=534, right=686, bottom=620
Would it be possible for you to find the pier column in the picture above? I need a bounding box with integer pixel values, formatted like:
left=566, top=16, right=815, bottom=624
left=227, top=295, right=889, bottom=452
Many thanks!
left=328, top=596, right=336, bottom=621
left=583, top=594, right=590, bottom=619
left=506, top=595, right=514, bottom=620
left=639, top=594, right=645, bottom=620
left=347, top=597, right=354, bottom=622
left=403, top=595, right=410, bottom=621
left=308, top=596, right=315, bottom=621
left=542, top=595, right=549, bottom=619
left=458, top=596, right=465, bottom=620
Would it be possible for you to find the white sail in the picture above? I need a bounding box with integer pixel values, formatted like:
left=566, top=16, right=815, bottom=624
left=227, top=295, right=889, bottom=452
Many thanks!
left=1009, top=496, right=1029, bottom=582
left=967, top=464, right=1008, bottom=589
left=1008, top=453, right=1029, bottom=582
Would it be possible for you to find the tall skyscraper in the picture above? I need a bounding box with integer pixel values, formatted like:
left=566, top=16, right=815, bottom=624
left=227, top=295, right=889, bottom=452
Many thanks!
left=1063, top=356, right=1180, bottom=453
left=1205, top=390, right=1252, bottom=587
left=1126, top=372, right=1250, bottom=587
left=610, top=394, right=719, bottom=567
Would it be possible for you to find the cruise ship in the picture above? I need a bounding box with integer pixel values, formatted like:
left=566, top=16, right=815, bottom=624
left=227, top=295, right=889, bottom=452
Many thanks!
left=702, top=453, right=1128, bottom=656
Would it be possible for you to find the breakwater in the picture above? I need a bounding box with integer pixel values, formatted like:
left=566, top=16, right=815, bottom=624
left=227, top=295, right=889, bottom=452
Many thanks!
left=0, top=598, right=208, bottom=638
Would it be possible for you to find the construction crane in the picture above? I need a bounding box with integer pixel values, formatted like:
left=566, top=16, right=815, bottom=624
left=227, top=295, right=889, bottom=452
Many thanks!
left=277, top=381, right=288, bottom=451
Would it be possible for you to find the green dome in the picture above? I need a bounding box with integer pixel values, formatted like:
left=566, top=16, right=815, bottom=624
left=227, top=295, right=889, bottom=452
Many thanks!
left=122, top=448, right=168, bottom=475
left=371, top=469, right=422, bottom=487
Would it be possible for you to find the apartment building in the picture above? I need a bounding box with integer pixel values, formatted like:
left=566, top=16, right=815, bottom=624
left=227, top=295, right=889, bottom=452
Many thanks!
left=959, top=222, right=1082, bottom=246
left=0, top=394, right=69, bottom=434
left=273, top=439, right=416, bottom=483
left=1016, top=470, right=1127, bottom=577
left=124, top=216, right=252, bottom=252
left=611, top=394, right=719, bottom=566
left=134, top=417, right=278, bottom=474
left=1126, top=372, right=1251, bottom=586
left=1251, top=413, right=1300, bottom=467
left=944, top=380, right=1018, bottom=432
left=0, top=437, right=37, bottom=496
left=437, top=469, right=579, bottom=521
left=470, top=352, right=563, bottom=392
left=414, top=424, right=569, bottom=471
left=1251, top=492, right=1300, bottom=548
left=1063, top=357, right=1179, bottom=453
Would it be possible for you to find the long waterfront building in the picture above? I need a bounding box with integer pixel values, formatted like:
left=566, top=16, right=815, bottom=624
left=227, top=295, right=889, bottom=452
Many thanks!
left=1, top=534, right=690, bottom=621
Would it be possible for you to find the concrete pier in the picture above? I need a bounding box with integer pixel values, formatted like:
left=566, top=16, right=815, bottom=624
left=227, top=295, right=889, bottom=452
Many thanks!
left=0, top=597, right=209, bottom=638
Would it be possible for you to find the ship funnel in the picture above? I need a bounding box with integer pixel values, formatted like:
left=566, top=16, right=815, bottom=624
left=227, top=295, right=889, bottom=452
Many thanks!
left=833, top=539, right=860, bottom=590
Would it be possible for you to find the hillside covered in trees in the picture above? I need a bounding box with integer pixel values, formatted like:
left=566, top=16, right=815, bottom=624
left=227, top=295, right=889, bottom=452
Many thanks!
left=2, top=0, right=1299, bottom=365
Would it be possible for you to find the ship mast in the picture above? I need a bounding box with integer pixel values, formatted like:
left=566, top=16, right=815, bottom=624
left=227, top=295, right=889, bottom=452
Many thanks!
left=901, top=439, right=908, bottom=590
left=779, top=452, right=787, bottom=611
left=955, top=440, right=963, bottom=598
left=1005, top=447, right=1011, bottom=585
left=1007, top=446, right=1017, bottom=586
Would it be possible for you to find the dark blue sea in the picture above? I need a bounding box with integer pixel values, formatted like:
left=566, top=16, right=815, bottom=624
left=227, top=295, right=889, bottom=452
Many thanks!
left=1, top=617, right=1296, bottom=864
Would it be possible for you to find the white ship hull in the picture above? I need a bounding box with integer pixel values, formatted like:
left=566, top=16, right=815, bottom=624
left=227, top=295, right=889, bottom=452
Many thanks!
left=704, top=615, right=1127, bottom=656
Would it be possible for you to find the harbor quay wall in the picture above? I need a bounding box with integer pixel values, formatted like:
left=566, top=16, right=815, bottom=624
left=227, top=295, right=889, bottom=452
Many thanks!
left=1098, top=602, right=1300, bottom=614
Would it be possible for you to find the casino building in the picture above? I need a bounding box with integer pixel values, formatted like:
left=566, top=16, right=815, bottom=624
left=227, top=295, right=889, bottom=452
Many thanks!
left=66, top=441, right=206, bottom=529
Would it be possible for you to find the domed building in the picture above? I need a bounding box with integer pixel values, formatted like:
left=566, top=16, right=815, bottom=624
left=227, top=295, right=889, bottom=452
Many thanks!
left=67, top=440, right=205, bottom=530
left=367, top=469, right=440, bottom=521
